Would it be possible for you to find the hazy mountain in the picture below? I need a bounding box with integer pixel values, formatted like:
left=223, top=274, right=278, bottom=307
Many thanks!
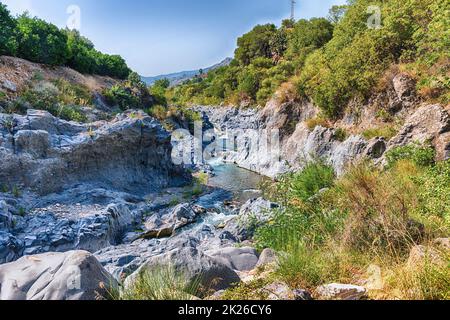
left=141, top=57, right=232, bottom=87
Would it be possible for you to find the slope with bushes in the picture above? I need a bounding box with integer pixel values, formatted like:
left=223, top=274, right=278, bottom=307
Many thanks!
left=0, top=3, right=130, bottom=79
left=234, top=147, right=449, bottom=300
left=168, top=0, right=448, bottom=118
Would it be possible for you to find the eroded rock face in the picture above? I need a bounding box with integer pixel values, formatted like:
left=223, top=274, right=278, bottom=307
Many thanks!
left=389, top=104, right=450, bottom=154
left=0, top=110, right=188, bottom=263
left=0, top=109, right=186, bottom=196
left=195, top=102, right=388, bottom=178
left=0, top=250, right=117, bottom=300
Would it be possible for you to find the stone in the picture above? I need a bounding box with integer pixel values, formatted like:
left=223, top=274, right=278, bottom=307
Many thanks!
left=389, top=104, right=450, bottom=152
left=136, top=227, right=174, bottom=240
left=2, top=80, right=17, bottom=92
left=0, top=201, right=13, bottom=230
left=316, top=283, right=367, bottom=300
left=392, top=73, right=416, bottom=101
left=205, top=247, right=259, bottom=272
left=225, top=198, right=278, bottom=241
left=0, top=231, right=23, bottom=264
left=125, top=247, right=241, bottom=295
left=14, top=130, right=50, bottom=158
left=407, top=245, right=445, bottom=267
left=293, top=289, right=313, bottom=301
left=144, top=203, right=201, bottom=233
left=0, top=109, right=187, bottom=196
left=0, top=250, right=117, bottom=300
left=255, top=248, right=278, bottom=269
left=260, top=282, right=294, bottom=300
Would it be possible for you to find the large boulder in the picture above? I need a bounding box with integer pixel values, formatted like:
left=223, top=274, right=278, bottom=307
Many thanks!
left=389, top=104, right=450, bottom=159
left=8, top=201, right=140, bottom=258
left=125, top=247, right=241, bottom=295
left=14, top=130, right=50, bottom=158
left=225, top=198, right=279, bottom=241
left=205, top=247, right=259, bottom=272
left=0, top=251, right=117, bottom=300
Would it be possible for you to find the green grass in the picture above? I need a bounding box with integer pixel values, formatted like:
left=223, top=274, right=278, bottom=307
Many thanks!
left=111, top=264, right=200, bottom=300
left=255, top=152, right=449, bottom=298
left=362, top=125, right=398, bottom=140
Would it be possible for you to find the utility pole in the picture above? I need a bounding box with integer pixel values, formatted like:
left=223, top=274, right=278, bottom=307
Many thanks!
left=291, top=0, right=296, bottom=21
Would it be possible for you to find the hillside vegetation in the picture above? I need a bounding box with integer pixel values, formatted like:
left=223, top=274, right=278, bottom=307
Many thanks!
left=168, top=0, right=449, bottom=117
left=0, top=4, right=130, bottom=79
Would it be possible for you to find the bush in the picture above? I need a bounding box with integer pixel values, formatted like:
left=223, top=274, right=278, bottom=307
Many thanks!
left=0, top=4, right=17, bottom=56
left=386, top=144, right=436, bottom=168
left=16, top=14, right=69, bottom=66
left=147, top=104, right=167, bottom=120
left=18, top=82, right=88, bottom=122
left=112, top=265, right=200, bottom=300
left=288, top=161, right=335, bottom=203
left=103, top=85, right=139, bottom=110
left=362, top=125, right=398, bottom=140
left=305, top=117, right=330, bottom=130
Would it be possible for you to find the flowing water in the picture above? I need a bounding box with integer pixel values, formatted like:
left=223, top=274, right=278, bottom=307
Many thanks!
left=190, top=160, right=265, bottom=229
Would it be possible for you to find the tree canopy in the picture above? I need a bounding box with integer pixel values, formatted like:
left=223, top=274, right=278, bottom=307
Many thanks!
left=0, top=9, right=131, bottom=79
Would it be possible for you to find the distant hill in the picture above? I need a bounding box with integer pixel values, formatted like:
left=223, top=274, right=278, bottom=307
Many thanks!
left=141, top=57, right=232, bottom=87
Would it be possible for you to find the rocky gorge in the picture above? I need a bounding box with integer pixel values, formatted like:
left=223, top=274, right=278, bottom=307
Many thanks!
left=0, top=70, right=449, bottom=300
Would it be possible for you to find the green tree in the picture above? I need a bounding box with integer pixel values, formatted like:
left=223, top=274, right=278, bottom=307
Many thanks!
left=65, top=29, right=97, bottom=74
left=286, top=18, right=334, bottom=61
left=16, top=14, right=69, bottom=66
left=327, top=5, right=348, bottom=24
left=235, top=24, right=278, bottom=65
left=0, top=4, right=17, bottom=56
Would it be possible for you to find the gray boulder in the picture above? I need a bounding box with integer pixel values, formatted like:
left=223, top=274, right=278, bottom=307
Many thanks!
left=144, top=203, right=203, bottom=234
left=205, top=247, right=259, bottom=272
left=125, top=247, right=241, bottom=295
left=0, top=250, right=117, bottom=300
left=389, top=104, right=450, bottom=154
left=14, top=130, right=50, bottom=158
left=255, top=248, right=278, bottom=269
left=316, top=283, right=367, bottom=300
left=225, top=198, right=278, bottom=241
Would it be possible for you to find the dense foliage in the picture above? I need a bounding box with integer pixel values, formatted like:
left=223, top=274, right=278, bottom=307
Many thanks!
left=169, top=0, right=449, bottom=117
left=0, top=5, right=130, bottom=79
left=0, top=4, right=17, bottom=56
left=255, top=146, right=449, bottom=298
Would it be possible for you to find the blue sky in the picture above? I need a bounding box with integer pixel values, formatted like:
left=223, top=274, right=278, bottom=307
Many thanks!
left=1, top=0, right=346, bottom=76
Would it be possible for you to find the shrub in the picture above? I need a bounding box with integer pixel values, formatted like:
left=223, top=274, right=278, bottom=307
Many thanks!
left=288, top=161, right=335, bottom=203
left=16, top=14, right=69, bottom=66
left=414, top=160, right=450, bottom=225
left=103, top=85, right=139, bottom=110
left=384, top=251, right=450, bottom=300
left=305, top=117, right=330, bottom=130
left=386, top=144, right=436, bottom=168
left=147, top=105, right=167, bottom=120
left=334, top=128, right=348, bottom=142
left=112, top=265, right=200, bottom=300
left=0, top=4, right=17, bottom=56
left=362, top=125, right=398, bottom=140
